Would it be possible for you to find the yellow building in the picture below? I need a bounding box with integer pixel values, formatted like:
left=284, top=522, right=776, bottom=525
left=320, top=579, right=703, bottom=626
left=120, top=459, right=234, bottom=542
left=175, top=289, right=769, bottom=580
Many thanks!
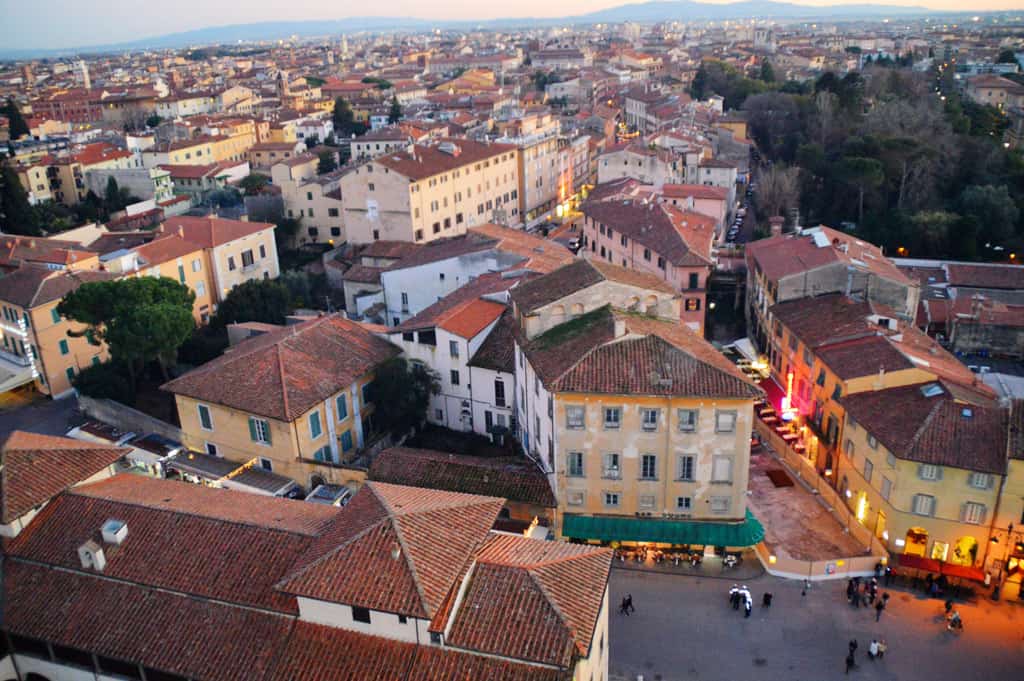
left=510, top=260, right=765, bottom=547
left=340, top=138, right=520, bottom=244
left=837, top=381, right=1008, bottom=577
left=0, top=266, right=116, bottom=398
left=123, top=233, right=215, bottom=324
left=163, top=314, right=400, bottom=488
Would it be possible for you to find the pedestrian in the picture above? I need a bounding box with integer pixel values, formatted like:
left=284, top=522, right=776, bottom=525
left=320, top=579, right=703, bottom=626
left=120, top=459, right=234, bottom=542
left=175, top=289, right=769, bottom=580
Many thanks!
left=762, top=592, right=773, bottom=607
left=731, top=585, right=741, bottom=610
left=877, top=640, right=887, bottom=658
left=625, top=594, right=635, bottom=614
left=875, top=598, right=885, bottom=622
left=744, top=593, right=753, bottom=618
left=849, top=639, right=858, bottom=657
left=944, top=598, right=954, bottom=616
left=619, top=596, right=630, bottom=616
left=846, top=579, right=855, bottom=602
left=868, top=639, right=879, bottom=659
left=802, top=578, right=811, bottom=597
left=884, top=565, right=892, bottom=586
left=845, top=652, right=855, bottom=675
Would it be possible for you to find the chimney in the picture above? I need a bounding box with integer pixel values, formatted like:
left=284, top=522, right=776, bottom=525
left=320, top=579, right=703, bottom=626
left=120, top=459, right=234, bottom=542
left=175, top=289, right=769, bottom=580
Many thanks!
left=614, top=318, right=627, bottom=337
left=78, top=539, right=106, bottom=572
left=874, top=367, right=885, bottom=391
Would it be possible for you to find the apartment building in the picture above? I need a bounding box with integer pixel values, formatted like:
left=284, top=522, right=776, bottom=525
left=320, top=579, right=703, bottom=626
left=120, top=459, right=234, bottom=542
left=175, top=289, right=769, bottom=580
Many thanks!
left=351, top=126, right=413, bottom=160
left=270, top=155, right=345, bottom=245
left=597, top=143, right=683, bottom=187
left=509, top=261, right=764, bottom=544
left=580, top=198, right=715, bottom=333
left=0, top=266, right=116, bottom=398
left=340, top=138, right=520, bottom=245
left=495, top=110, right=572, bottom=225
left=164, top=314, right=399, bottom=487
left=161, top=215, right=279, bottom=301
left=745, top=226, right=920, bottom=352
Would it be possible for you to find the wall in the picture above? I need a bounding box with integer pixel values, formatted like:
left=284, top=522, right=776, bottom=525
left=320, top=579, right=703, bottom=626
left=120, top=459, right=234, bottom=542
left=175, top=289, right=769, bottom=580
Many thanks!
left=209, top=226, right=280, bottom=301
left=25, top=300, right=108, bottom=398
left=520, top=280, right=679, bottom=340
left=468, top=365, right=515, bottom=438
left=297, top=597, right=431, bottom=644
left=570, top=586, right=609, bottom=681
left=80, top=394, right=184, bottom=443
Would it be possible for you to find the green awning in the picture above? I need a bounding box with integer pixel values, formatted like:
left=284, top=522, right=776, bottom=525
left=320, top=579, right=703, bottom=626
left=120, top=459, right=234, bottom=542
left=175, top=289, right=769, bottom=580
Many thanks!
left=562, top=509, right=765, bottom=547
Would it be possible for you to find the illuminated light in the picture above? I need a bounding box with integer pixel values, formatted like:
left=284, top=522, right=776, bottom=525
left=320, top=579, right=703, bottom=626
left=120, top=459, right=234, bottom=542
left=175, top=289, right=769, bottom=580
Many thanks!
left=836, top=560, right=845, bottom=567
left=709, top=302, right=716, bottom=310
left=856, top=494, right=868, bottom=523
left=768, top=555, right=778, bottom=565
left=880, top=556, right=888, bottom=565
left=824, top=468, right=833, bottom=476
left=895, top=539, right=906, bottom=547
left=882, top=531, right=889, bottom=541
left=845, top=489, right=852, bottom=499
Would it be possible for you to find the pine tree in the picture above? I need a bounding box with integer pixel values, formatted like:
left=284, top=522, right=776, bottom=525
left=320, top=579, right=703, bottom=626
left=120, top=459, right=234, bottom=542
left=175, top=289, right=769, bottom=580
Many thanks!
left=2, top=99, right=29, bottom=140
left=388, top=96, right=402, bottom=125
left=0, top=162, right=41, bottom=235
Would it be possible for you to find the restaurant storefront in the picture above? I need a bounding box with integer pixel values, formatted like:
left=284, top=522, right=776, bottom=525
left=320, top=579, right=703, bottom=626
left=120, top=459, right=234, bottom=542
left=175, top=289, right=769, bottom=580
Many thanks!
left=561, top=509, right=766, bottom=554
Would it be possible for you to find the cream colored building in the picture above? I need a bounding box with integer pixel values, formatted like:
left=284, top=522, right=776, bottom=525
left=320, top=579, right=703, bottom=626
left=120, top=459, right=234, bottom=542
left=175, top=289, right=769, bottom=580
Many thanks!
left=340, top=138, right=520, bottom=244
left=270, top=156, right=346, bottom=245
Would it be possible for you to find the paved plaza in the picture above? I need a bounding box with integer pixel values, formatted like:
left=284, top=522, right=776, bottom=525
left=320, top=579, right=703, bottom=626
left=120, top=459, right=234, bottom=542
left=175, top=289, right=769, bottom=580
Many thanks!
left=609, top=568, right=1024, bottom=681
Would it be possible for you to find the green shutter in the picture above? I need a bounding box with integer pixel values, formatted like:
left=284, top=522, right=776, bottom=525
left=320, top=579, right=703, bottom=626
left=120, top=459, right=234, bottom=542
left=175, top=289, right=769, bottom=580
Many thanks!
left=248, top=416, right=258, bottom=441
left=51, top=308, right=61, bottom=324
left=336, top=395, right=347, bottom=420
left=264, top=420, right=272, bottom=445
left=178, top=265, right=186, bottom=284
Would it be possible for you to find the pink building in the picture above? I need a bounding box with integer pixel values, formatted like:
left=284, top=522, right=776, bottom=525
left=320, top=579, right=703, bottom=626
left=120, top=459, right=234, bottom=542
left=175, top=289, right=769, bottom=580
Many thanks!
left=580, top=198, right=715, bottom=333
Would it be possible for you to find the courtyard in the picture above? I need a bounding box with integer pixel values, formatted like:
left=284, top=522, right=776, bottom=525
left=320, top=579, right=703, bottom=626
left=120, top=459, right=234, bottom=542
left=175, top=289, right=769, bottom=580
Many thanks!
left=609, top=569, right=1024, bottom=681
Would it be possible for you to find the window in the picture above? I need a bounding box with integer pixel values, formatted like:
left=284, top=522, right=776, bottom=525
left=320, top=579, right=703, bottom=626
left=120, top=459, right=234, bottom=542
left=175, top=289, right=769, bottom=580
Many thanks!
left=398, top=615, right=408, bottom=624
left=241, top=250, right=255, bottom=268
left=641, top=408, right=658, bottom=431
left=568, top=451, right=584, bottom=477
left=198, top=404, right=213, bottom=430
left=196, top=281, right=206, bottom=297
left=59, top=339, right=69, bottom=355
left=450, top=369, right=460, bottom=386
left=641, top=454, right=658, bottom=480
left=886, top=452, right=896, bottom=467
left=259, top=457, right=273, bottom=471
left=449, top=340, right=459, bottom=357
left=912, top=494, right=936, bottom=516
left=340, top=430, right=354, bottom=452
left=603, top=491, right=620, bottom=507
left=430, top=632, right=442, bottom=645
left=259, top=244, right=267, bottom=258
left=968, top=472, right=992, bottom=489
left=336, top=394, right=348, bottom=420
left=962, top=502, right=987, bottom=524
left=844, top=438, right=855, bottom=458
left=715, top=410, right=736, bottom=433
left=880, top=476, right=892, bottom=501
left=206, top=442, right=218, bottom=456
left=249, top=417, right=271, bottom=444
left=494, top=380, right=506, bottom=407
left=568, top=491, right=585, bottom=506
left=604, top=407, right=621, bottom=429
left=638, top=494, right=656, bottom=509
left=368, top=183, right=375, bottom=191
left=685, top=298, right=701, bottom=312
left=832, top=384, right=842, bottom=400
left=228, top=256, right=236, bottom=271
left=362, top=381, right=374, bottom=404
left=710, top=496, right=731, bottom=514
left=435, top=408, right=444, bottom=421
left=352, top=606, right=371, bottom=624
left=643, top=248, right=651, bottom=261
left=863, top=458, right=873, bottom=483
left=66, top=367, right=75, bottom=382
left=309, top=411, right=323, bottom=439
left=676, top=496, right=692, bottom=511
left=918, top=464, right=941, bottom=481
left=566, top=405, right=585, bottom=429
left=678, top=409, right=698, bottom=432
left=51, top=307, right=61, bottom=323
left=603, top=453, right=621, bottom=479
left=867, top=434, right=878, bottom=449
left=677, top=455, right=695, bottom=481
left=712, top=455, right=733, bottom=483
left=688, top=272, right=699, bottom=289
left=178, top=264, right=186, bottom=284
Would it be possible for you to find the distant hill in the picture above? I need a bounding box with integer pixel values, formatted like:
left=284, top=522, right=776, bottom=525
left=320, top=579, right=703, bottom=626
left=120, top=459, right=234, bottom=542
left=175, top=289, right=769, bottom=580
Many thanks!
left=0, top=1, right=984, bottom=60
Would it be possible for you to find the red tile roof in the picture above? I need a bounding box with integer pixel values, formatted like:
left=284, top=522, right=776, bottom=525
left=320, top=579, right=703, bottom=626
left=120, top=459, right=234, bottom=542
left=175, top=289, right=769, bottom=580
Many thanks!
left=468, top=308, right=517, bottom=373
left=368, top=447, right=556, bottom=507
left=161, top=215, right=276, bottom=247
left=133, top=233, right=205, bottom=266
left=0, top=264, right=116, bottom=309
left=277, top=482, right=503, bottom=620
left=839, top=382, right=1009, bottom=475
left=660, top=183, right=729, bottom=201
left=582, top=198, right=713, bottom=267
left=0, top=431, right=127, bottom=524
left=945, top=263, right=1024, bottom=290
left=3, top=560, right=293, bottom=681
left=446, top=533, right=611, bottom=666
left=375, top=138, right=517, bottom=181
left=73, top=141, right=133, bottom=166
left=162, top=314, right=400, bottom=421
left=394, top=271, right=526, bottom=334
left=510, top=259, right=677, bottom=315
left=469, top=223, right=576, bottom=274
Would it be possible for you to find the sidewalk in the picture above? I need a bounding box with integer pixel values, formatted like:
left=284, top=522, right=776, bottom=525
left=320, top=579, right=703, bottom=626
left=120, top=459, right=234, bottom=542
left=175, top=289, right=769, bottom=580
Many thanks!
left=612, top=550, right=765, bottom=581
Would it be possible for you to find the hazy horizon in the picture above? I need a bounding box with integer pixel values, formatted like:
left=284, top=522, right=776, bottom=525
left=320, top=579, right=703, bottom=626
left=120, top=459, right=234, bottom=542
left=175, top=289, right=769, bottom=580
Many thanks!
left=3, top=0, right=1024, bottom=51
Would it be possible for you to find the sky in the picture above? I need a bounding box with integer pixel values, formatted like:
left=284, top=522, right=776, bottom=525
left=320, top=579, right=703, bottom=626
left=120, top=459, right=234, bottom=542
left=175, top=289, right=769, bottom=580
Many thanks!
left=2, top=0, right=1023, bottom=51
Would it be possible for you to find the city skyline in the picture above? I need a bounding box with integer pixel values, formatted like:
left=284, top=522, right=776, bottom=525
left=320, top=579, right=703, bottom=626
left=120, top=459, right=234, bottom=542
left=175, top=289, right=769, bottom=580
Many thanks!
left=3, top=0, right=1024, bottom=52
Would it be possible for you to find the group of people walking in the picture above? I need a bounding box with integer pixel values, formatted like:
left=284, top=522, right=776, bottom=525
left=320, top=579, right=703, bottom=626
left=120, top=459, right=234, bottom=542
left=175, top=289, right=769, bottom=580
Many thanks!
left=846, top=576, right=890, bottom=620
left=728, top=584, right=770, bottom=618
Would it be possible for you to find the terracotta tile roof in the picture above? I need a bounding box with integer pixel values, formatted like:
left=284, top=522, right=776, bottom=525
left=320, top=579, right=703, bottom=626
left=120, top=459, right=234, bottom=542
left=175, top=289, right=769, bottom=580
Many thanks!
left=276, top=482, right=503, bottom=619
left=160, top=215, right=275, bottom=248
left=660, top=183, right=729, bottom=201
left=839, top=382, right=1009, bottom=475
left=469, top=308, right=517, bottom=372
left=510, top=259, right=676, bottom=315
left=375, top=138, right=517, bottom=181
left=158, top=162, right=223, bottom=179
left=7, top=478, right=317, bottom=613
left=814, top=335, right=914, bottom=380
left=587, top=177, right=642, bottom=202
left=0, top=235, right=97, bottom=267
left=0, top=431, right=127, bottom=524
left=73, top=141, right=133, bottom=166
left=3, top=560, right=293, bottom=681
left=439, top=298, right=507, bottom=339
left=340, top=263, right=385, bottom=284
left=770, top=295, right=878, bottom=350
left=162, top=314, right=400, bottom=422
left=89, top=231, right=157, bottom=254
left=386, top=234, right=496, bottom=270
left=394, top=271, right=525, bottom=334
left=1010, top=399, right=1024, bottom=461
left=446, top=533, right=611, bottom=666
left=0, top=265, right=115, bottom=309
left=746, top=226, right=912, bottom=286
left=273, top=621, right=568, bottom=681
left=469, top=223, right=576, bottom=274
left=582, top=198, right=713, bottom=267
left=133, top=233, right=205, bottom=266
left=73, top=473, right=339, bottom=536
left=945, top=263, right=1024, bottom=290
left=369, top=447, right=556, bottom=507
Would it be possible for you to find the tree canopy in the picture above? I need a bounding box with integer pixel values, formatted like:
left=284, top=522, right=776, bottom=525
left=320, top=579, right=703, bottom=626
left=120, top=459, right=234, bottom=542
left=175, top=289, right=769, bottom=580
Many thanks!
left=211, top=278, right=291, bottom=328
left=0, top=161, right=42, bottom=236
left=388, top=96, right=402, bottom=125
left=1, top=99, right=30, bottom=140
left=367, top=357, right=440, bottom=439
left=239, top=173, right=270, bottom=196
left=58, top=277, right=195, bottom=383
left=317, top=150, right=337, bottom=174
